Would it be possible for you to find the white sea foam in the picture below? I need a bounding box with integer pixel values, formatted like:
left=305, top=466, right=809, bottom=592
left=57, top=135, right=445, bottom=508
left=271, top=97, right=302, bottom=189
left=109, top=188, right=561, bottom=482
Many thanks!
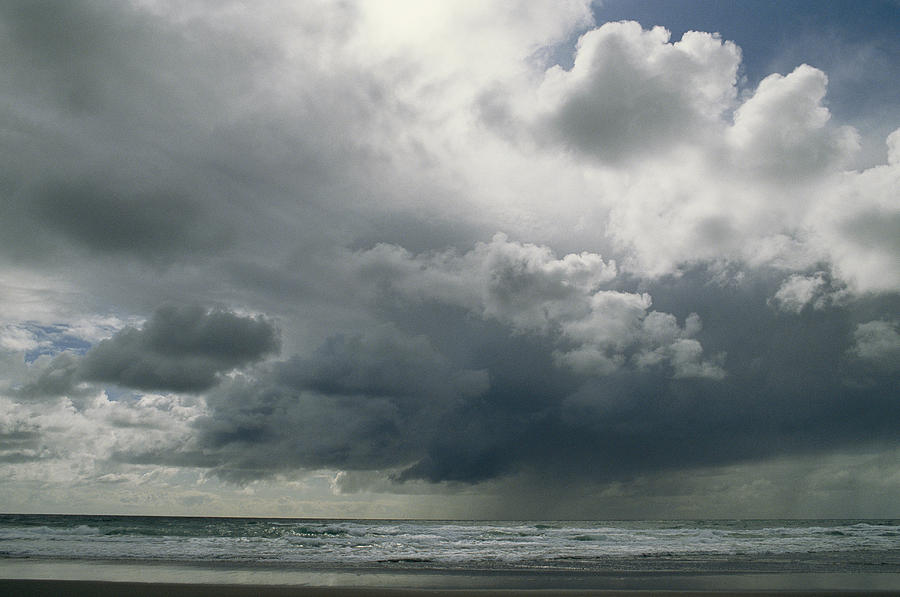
left=1, top=516, right=898, bottom=573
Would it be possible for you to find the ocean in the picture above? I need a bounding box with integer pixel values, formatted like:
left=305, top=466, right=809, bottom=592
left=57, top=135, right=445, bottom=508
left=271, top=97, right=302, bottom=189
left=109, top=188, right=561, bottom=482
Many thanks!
left=2, top=515, right=900, bottom=590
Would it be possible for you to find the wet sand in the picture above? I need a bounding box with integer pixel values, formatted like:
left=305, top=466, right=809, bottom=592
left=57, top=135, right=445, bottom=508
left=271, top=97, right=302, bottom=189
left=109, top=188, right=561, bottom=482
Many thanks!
left=3, top=580, right=900, bottom=597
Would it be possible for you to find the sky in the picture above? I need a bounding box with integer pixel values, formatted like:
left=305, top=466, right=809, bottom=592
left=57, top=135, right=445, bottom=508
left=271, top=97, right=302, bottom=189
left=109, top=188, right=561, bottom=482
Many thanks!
left=0, top=0, right=898, bottom=519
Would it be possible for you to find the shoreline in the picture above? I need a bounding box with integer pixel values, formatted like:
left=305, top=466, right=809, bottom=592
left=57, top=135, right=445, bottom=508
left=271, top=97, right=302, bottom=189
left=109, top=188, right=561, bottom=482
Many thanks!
left=3, top=580, right=900, bottom=597
left=4, top=559, right=900, bottom=593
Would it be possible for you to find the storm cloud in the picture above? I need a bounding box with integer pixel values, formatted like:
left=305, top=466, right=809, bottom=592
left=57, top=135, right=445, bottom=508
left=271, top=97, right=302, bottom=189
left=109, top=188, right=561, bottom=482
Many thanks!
left=79, top=304, right=280, bottom=392
left=0, top=1, right=897, bottom=517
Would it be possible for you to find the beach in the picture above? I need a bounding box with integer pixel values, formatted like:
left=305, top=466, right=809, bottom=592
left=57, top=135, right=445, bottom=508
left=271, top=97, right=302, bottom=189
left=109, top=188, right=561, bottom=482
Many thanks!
left=3, top=517, right=900, bottom=594
left=4, top=581, right=900, bottom=597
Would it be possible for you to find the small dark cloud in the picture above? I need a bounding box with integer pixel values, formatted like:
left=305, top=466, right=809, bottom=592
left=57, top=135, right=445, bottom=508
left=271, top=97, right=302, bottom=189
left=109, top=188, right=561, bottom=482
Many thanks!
left=27, top=180, right=230, bottom=261
left=79, top=304, right=280, bottom=392
left=16, top=351, right=80, bottom=399
left=196, top=382, right=413, bottom=483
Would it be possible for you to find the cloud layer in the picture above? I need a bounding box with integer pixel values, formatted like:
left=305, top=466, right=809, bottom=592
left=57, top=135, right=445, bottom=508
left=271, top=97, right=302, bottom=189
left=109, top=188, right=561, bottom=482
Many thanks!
left=0, top=1, right=897, bottom=516
left=16, top=305, right=279, bottom=396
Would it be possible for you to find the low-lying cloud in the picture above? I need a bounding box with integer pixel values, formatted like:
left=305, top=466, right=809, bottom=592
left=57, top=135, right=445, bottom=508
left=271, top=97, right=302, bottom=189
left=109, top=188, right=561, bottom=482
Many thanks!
left=18, top=305, right=279, bottom=396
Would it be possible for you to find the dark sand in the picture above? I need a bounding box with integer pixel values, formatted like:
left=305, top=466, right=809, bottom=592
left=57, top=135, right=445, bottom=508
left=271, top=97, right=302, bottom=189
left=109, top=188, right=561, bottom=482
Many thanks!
left=3, top=581, right=900, bottom=597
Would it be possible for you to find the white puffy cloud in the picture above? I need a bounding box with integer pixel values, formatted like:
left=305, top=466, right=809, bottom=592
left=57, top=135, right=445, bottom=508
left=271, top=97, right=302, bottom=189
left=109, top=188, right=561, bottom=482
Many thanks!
left=276, top=323, right=488, bottom=403
left=727, top=65, right=860, bottom=179
left=534, top=22, right=740, bottom=161
left=353, top=234, right=722, bottom=378
left=850, top=320, right=900, bottom=372
left=554, top=294, right=723, bottom=379
left=769, top=273, right=829, bottom=313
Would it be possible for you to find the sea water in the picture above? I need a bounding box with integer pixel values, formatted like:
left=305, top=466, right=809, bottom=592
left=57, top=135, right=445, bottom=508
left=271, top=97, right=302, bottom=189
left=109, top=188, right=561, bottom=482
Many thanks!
left=1, top=515, right=899, bottom=590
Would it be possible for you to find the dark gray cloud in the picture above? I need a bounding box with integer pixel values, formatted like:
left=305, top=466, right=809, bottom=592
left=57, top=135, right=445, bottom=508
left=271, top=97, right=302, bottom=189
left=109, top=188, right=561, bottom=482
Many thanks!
left=0, top=0, right=240, bottom=266
left=79, top=304, right=279, bottom=392
left=133, top=265, right=899, bottom=488
left=0, top=428, right=42, bottom=463
left=0, top=1, right=898, bottom=517
left=25, top=179, right=230, bottom=262
left=185, top=324, right=487, bottom=482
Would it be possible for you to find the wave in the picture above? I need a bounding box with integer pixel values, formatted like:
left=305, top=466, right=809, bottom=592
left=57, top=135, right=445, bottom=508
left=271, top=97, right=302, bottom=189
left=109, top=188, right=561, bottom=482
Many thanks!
left=1, top=516, right=897, bottom=573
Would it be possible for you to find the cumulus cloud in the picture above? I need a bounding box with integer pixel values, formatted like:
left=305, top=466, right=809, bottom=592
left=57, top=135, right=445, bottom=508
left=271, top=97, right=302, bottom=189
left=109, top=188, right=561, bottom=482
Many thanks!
left=351, top=234, right=721, bottom=379
left=888, top=128, right=900, bottom=165
left=534, top=22, right=740, bottom=161
left=808, top=131, right=900, bottom=293
left=119, top=262, right=894, bottom=490
left=171, top=236, right=720, bottom=484
left=0, top=390, right=204, bottom=484
left=768, top=272, right=851, bottom=313
left=23, top=179, right=230, bottom=262
left=850, top=320, right=900, bottom=373
left=78, top=304, right=279, bottom=392
left=0, top=2, right=897, bottom=516
left=276, top=325, right=488, bottom=402
left=630, top=313, right=725, bottom=380
left=185, top=324, right=489, bottom=482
